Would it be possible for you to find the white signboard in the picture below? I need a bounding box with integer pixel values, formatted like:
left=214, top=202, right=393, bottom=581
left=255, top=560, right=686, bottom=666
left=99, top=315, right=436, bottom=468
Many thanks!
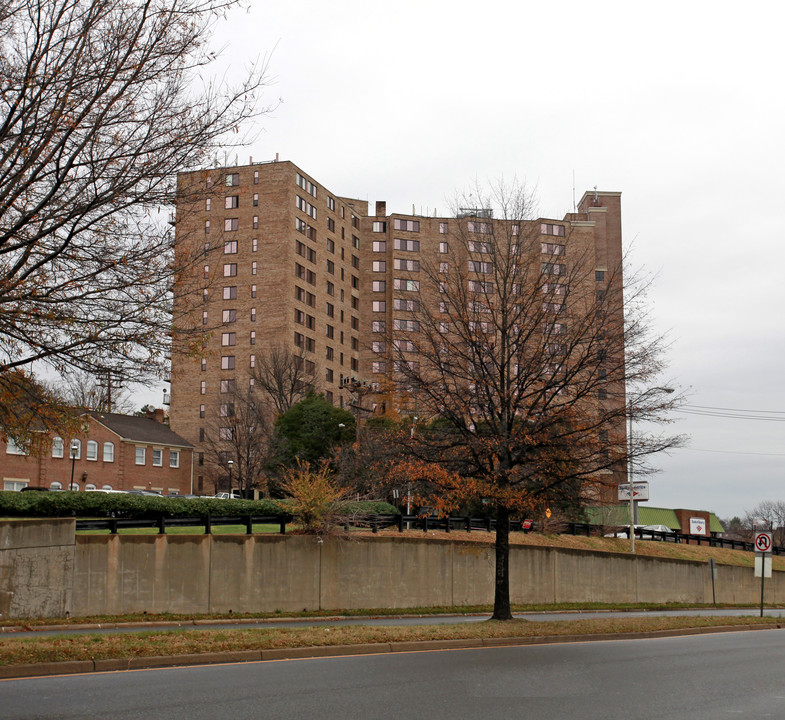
left=690, top=517, right=707, bottom=535
left=754, top=531, right=773, bottom=553
left=754, top=553, right=773, bottom=578
left=618, top=482, right=649, bottom=501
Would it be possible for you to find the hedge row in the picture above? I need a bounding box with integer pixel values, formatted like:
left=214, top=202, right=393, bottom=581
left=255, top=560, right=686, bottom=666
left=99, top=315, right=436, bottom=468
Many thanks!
left=0, top=491, right=397, bottom=520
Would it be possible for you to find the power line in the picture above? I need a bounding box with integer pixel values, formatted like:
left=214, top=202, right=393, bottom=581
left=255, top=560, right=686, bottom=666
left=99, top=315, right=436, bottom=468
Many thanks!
left=683, top=447, right=785, bottom=458
left=677, top=404, right=785, bottom=422
left=684, top=404, right=785, bottom=415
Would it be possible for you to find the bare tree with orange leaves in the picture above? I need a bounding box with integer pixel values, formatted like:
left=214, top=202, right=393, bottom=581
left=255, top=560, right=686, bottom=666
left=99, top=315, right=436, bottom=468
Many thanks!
left=380, top=180, right=683, bottom=620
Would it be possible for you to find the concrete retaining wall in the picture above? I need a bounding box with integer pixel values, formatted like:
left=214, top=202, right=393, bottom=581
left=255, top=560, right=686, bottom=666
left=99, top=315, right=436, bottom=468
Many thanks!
left=1, top=520, right=783, bottom=618
left=0, top=519, right=75, bottom=618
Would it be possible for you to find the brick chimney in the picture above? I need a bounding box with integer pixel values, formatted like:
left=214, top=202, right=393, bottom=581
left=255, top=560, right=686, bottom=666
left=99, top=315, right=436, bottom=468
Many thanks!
left=375, top=200, right=387, bottom=216
left=146, top=407, right=166, bottom=423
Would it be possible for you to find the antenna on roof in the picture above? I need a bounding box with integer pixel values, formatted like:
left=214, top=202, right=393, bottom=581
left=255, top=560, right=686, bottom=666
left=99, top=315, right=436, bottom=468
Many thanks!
left=572, top=170, right=576, bottom=213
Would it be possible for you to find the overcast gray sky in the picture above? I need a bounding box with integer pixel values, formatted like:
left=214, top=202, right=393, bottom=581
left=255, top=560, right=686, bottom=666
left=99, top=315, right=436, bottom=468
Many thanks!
left=147, top=0, right=785, bottom=520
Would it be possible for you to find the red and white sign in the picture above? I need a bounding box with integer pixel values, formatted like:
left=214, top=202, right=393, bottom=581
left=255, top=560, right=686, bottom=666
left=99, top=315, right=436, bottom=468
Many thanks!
left=689, top=517, right=707, bottom=535
left=754, top=531, right=773, bottom=553
left=618, top=482, right=650, bottom=501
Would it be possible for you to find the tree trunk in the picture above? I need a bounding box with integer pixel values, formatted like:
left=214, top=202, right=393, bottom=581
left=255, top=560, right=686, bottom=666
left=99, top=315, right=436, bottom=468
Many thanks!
left=492, top=505, right=513, bottom=620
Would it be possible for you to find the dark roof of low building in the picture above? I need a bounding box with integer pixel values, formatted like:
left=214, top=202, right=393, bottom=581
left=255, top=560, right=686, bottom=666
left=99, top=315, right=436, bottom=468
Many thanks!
left=87, top=412, right=193, bottom=448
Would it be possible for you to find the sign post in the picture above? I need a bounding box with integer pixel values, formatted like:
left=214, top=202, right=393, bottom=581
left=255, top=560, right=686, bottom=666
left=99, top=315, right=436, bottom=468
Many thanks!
left=753, top=531, right=773, bottom=617
left=618, top=482, right=649, bottom=555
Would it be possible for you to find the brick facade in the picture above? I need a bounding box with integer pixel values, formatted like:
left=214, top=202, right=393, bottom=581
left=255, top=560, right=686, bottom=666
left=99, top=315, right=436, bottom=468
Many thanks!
left=0, top=413, right=193, bottom=494
left=170, top=159, right=626, bottom=490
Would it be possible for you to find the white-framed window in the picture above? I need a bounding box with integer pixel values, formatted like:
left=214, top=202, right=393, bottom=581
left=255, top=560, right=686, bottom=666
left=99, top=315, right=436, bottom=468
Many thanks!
left=102, top=484, right=113, bottom=490
left=393, top=258, right=419, bottom=271
left=50, top=481, right=63, bottom=491
left=68, top=481, right=80, bottom=491
left=372, top=301, right=386, bottom=312
left=4, top=479, right=28, bottom=491
left=170, top=450, right=180, bottom=469
left=372, top=280, right=386, bottom=292
left=393, top=218, right=419, bottom=232
left=85, top=483, right=97, bottom=491
left=393, top=238, right=419, bottom=252
left=6, top=437, right=26, bottom=455
left=86, top=440, right=98, bottom=461
left=393, top=278, right=419, bottom=291
left=135, top=447, right=146, bottom=465
left=152, top=449, right=163, bottom=467
left=372, top=240, right=386, bottom=252
left=52, top=437, right=64, bottom=458
left=103, top=442, right=115, bottom=462
left=372, top=261, right=386, bottom=272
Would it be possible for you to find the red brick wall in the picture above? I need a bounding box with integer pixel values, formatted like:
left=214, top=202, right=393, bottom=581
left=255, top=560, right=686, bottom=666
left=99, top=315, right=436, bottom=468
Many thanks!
left=0, top=417, right=193, bottom=494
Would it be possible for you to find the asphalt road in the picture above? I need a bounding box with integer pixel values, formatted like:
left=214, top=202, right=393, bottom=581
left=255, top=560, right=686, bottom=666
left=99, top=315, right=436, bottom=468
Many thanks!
left=2, top=629, right=785, bottom=719
left=4, top=607, right=785, bottom=638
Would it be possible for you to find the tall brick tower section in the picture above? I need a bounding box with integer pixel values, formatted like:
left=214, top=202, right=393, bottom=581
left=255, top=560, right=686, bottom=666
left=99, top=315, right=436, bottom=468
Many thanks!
left=169, top=158, right=626, bottom=493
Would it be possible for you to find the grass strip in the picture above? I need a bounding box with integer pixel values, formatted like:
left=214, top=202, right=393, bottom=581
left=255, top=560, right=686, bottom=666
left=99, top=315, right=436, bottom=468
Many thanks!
left=4, top=602, right=782, bottom=628
left=0, top=616, right=780, bottom=667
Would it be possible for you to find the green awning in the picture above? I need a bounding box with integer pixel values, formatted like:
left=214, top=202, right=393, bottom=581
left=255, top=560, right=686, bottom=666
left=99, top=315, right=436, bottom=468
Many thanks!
left=584, top=506, right=725, bottom=533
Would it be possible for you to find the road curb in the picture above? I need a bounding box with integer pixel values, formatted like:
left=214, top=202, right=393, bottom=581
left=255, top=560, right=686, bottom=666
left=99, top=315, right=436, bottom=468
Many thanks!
left=1, top=623, right=781, bottom=680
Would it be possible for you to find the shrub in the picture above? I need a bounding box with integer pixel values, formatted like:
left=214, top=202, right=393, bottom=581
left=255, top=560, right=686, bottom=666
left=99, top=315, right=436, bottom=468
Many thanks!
left=0, top=491, right=286, bottom=519
left=279, top=461, right=349, bottom=535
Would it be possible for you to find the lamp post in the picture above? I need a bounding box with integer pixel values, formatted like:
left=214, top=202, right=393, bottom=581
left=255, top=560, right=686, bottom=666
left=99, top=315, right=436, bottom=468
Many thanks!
left=628, top=387, right=674, bottom=553
left=227, top=459, right=234, bottom=498
left=69, top=440, right=79, bottom=491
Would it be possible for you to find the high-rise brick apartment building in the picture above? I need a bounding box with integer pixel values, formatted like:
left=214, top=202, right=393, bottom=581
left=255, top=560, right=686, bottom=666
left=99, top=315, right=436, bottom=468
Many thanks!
left=170, top=159, right=624, bottom=493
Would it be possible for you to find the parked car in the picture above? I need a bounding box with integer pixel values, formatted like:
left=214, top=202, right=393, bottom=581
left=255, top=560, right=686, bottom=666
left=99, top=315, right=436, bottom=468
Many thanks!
left=605, top=524, right=675, bottom=540
left=213, top=492, right=241, bottom=500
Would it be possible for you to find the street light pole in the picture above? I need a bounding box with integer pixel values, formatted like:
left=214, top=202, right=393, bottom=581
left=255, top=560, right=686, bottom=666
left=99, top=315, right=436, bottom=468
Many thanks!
left=628, top=404, right=635, bottom=554
left=628, top=387, right=674, bottom=554
left=227, top=459, right=234, bottom=497
left=69, top=440, right=79, bottom=491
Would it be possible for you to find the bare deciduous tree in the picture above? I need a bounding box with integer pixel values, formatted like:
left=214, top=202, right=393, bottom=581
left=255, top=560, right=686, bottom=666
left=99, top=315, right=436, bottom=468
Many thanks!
left=201, top=345, right=318, bottom=496
left=203, top=384, right=276, bottom=497
left=54, top=371, right=133, bottom=413
left=0, top=0, right=271, bottom=439
left=744, top=501, right=785, bottom=546
left=382, top=180, right=684, bottom=620
left=253, top=343, right=320, bottom=415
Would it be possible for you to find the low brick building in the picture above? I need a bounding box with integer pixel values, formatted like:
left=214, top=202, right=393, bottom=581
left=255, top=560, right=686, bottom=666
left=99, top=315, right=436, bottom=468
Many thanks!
left=1, top=411, right=193, bottom=495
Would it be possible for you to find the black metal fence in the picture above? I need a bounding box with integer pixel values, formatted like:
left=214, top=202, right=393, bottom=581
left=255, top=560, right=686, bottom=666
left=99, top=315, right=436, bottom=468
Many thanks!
left=74, top=513, right=532, bottom=536
left=564, top=521, right=785, bottom=555
left=74, top=515, right=783, bottom=556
